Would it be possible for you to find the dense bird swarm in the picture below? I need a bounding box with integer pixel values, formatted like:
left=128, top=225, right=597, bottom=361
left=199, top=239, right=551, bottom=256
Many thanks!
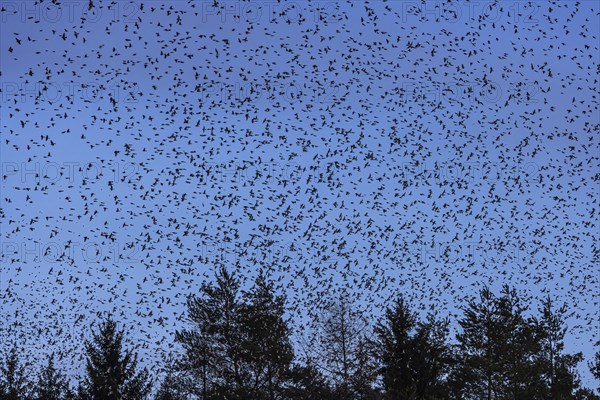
left=0, top=0, right=598, bottom=387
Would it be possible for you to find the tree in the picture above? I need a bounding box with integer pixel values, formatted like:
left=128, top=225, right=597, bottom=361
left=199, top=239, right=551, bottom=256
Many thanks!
left=239, top=270, right=295, bottom=400
left=33, top=353, right=73, bottom=400
left=176, top=267, right=295, bottom=399
left=176, top=266, right=247, bottom=399
left=154, top=372, right=187, bottom=400
left=373, top=296, right=450, bottom=400
left=593, top=352, right=600, bottom=381
left=314, top=291, right=377, bottom=400
left=574, top=388, right=600, bottom=400
left=79, top=318, right=152, bottom=400
left=0, top=345, right=33, bottom=400
left=590, top=344, right=600, bottom=392
left=535, top=296, right=585, bottom=399
left=284, top=360, right=337, bottom=400
left=451, top=286, right=540, bottom=400
left=351, top=337, right=382, bottom=400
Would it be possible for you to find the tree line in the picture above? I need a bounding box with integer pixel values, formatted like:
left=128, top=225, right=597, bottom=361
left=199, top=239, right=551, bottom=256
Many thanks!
left=1, top=266, right=598, bottom=400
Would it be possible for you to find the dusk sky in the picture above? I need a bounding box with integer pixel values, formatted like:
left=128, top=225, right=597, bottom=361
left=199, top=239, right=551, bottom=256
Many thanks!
left=1, top=0, right=598, bottom=386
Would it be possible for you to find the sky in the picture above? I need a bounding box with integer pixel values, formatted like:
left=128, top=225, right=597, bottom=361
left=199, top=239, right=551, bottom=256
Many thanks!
left=0, top=0, right=599, bottom=387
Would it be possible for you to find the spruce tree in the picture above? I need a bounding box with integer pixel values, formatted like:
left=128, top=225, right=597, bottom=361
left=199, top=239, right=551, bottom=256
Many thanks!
left=79, top=318, right=152, bottom=400
left=594, top=353, right=600, bottom=381
left=285, top=360, right=337, bottom=400
left=374, top=296, right=417, bottom=399
left=176, top=266, right=296, bottom=399
left=535, top=296, right=585, bottom=399
left=452, top=286, right=540, bottom=400
left=176, top=265, right=245, bottom=398
left=0, top=345, right=32, bottom=400
left=373, top=296, right=450, bottom=400
left=239, top=270, right=295, bottom=400
left=590, top=343, right=600, bottom=393
left=33, top=353, right=72, bottom=400
left=154, top=372, right=187, bottom=400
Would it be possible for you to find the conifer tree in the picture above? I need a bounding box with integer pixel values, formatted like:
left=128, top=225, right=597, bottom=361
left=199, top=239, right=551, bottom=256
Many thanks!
left=593, top=353, right=600, bottom=381
left=452, top=286, right=539, bottom=399
left=373, top=296, right=450, bottom=400
left=79, top=318, right=152, bottom=400
left=240, top=270, right=295, bottom=400
left=589, top=343, right=600, bottom=394
left=284, top=360, right=337, bottom=400
left=176, top=266, right=296, bottom=399
left=34, top=353, right=73, bottom=400
left=0, top=345, right=32, bottom=400
left=176, top=266, right=245, bottom=398
left=154, top=372, right=187, bottom=400
left=535, top=296, right=586, bottom=399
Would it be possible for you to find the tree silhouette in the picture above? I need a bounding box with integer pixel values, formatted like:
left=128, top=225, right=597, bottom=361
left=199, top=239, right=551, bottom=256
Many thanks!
left=239, top=270, right=295, bottom=400
left=154, top=372, right=187, bottom=400
left=314, top=292, right=377, bottom=400
left=176, top=267, right=295, bottom=399
left=176, top=266, right=246, bottom=398
left=0, top=345, right=33, bottom=400
left=448, top=286, right=600, bottom=400
left=284, top=360, right=337, bottom=400
left=593, top=351, right=600, bottom=381
left=373, top=296, right=450, bottom=400
left=79, top=318, right=152, bottom=400
left=588, top=343, right=600, bottom=396
left=535, top=296, right=586, bottom=399
left=33, top=353, right=73, bottom=400
left=451, top=286, right=540, bottom=399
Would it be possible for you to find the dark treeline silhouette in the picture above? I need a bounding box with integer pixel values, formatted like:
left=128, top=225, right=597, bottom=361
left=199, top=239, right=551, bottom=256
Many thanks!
left=1, top=267, right=598, bottom=400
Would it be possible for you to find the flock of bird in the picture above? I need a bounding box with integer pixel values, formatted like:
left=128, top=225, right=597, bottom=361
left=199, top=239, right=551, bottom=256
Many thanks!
left=0, top=0, right=598, bottom=383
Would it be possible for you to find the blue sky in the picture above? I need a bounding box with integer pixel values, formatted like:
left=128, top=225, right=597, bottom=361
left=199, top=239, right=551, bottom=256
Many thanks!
left=1, top=0, right=598, bottom=386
